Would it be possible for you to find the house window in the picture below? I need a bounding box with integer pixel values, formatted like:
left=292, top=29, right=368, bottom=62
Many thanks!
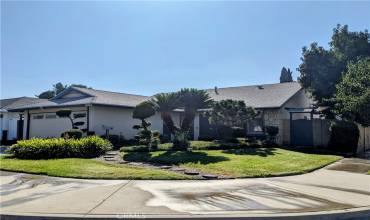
left=73, top=113, right=86, bottom=119
left=32, top=114, right=44, bottom=119
left=45, top=113, right=57, bottom=119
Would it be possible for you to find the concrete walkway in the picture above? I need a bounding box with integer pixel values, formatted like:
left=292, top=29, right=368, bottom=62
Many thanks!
left=1, top=159, right=370, bottom=219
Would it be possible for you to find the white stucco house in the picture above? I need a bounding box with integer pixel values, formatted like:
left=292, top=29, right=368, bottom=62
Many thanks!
left=8, top=82, right=313, bottom=145
left=0, top=97, right=44, bottom=144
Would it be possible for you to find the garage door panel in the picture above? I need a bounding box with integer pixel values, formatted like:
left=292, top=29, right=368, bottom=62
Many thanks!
left=29, top=112, right=87, bottom=138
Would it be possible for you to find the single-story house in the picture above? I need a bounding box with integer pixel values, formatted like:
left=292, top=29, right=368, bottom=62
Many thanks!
left=0, top=97, right=44, bottom=144
left=204, top=82, right=314, bottom=144
left=8, top=82, right=314, bottom=145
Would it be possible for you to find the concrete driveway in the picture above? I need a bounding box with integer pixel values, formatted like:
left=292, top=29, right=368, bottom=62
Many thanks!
left=1, top=159, right=369, bottom=219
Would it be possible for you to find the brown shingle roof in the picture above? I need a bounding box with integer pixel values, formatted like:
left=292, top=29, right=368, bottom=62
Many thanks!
left=8, top=82, right=303, bottom=111
left=0, top=97, right=45, bottom=111
left=206, top=82, right=302, bottom=108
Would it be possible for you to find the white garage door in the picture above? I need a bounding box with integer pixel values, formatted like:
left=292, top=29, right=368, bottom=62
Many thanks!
left=29, top=111, right=87, bottom=138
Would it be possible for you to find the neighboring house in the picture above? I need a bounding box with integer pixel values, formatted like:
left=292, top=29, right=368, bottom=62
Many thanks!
left=8, top=82, right=314, bottom=145
left=8, top=87, right=180, bottom=140
left=0, top=97, right=44, bottom=144
left=202, top=82, right=314, bottom=145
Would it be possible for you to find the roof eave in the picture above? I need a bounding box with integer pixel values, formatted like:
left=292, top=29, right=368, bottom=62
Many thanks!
left=276, top=87, right=304, bottom=109
left=7, top=104, right=88, bottom=112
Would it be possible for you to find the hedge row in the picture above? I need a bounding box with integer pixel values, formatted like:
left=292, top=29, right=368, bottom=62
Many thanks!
left=120, top=139, right=262, bottom=152
left=9, top=136, right=112, bottom=159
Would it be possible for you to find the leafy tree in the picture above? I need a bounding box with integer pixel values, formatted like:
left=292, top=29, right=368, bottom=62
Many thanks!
left=209, top=99, right=256, bottom=140
left=335, top=58, right=370, bottom=127
left=37, top=82, right=91, bottom=99
left=279, top=67, right=293, bottom=83
left=209, top=99, right=256, bottom=127
left=37, top=90, right=55, bottom=99
left=132, top=101, right=158, bottom=150
left=298, top=24, right=370, bottom=116
left=331, top=25, right=370, bottom=62
left=298, top=43, right=342, bottom=106
left=54, top=82, right=68, bottom=95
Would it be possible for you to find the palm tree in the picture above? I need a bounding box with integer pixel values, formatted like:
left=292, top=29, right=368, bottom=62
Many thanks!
left=151, top=92, right=180, bottom=135
left=151, top=89, right=213, bottom=150
left=178, top=88, right=213, bottom=132
left=173, top=88, right=213, bottom=149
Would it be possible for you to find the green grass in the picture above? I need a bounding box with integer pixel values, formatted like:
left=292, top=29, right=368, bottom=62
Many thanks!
left=0, top=147, right=342, bottom=180
left=123, top=148, right=342, bottom=178
left=0, top=156, right=191, bottom=180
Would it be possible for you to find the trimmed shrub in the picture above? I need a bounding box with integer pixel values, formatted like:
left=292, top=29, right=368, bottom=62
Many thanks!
left=217, top=125, right=234, bottom=141
left=198, top=135, right=215, bottom=141
left=328, top=121, right=359, bottom=153
left=9, top=136, right=112, bottom=159
left=265, top=126, right=279, bottom=145
left=101, top=134, right=126, bottom=149
left=232, top=127, right=246, bottom=138
left=62, top=129, right=83, bottom=139
left=120, top=139, right=262, bottom=152
left=265, top=126, right=279, bottom=137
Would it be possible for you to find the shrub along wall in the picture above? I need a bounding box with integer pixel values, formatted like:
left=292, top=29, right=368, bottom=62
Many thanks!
left=328, top=121, right=359, bottom=153
left=9, top=136, right=112, bottom=159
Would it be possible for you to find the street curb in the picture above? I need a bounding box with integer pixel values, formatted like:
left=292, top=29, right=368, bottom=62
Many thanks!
left=1, top=207, right=370, bottom=220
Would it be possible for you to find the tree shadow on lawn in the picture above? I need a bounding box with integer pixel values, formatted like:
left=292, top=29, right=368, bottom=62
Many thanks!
left=123, top=151, right=229, bottom=165
left=221, top=148, right=278, bottom=157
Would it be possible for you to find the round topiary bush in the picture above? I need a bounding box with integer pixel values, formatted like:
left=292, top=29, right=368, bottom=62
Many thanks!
left=9, top=136, right=112, bottom=159
left=265, top=126, right=279, bottom=137
left=328, top=121, right=359, bottom=153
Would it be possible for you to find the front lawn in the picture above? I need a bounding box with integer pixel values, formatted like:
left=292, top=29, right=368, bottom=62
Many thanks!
left=0, top=156, right=191, bottom=180
left=123, top=148, right=341, bottom=178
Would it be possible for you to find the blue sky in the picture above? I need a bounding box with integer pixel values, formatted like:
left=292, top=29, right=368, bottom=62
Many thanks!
left=1, top=1, right=369, bottom=98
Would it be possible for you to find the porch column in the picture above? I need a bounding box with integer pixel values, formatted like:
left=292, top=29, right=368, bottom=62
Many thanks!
left=193, top=114, right=200, bottom=140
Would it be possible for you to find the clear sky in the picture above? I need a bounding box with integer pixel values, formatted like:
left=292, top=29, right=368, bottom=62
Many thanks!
left=1, top=1, right=369, bottom=98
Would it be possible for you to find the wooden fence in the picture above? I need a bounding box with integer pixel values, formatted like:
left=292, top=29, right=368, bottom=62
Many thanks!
left=357, top=125, right=370, bottom=154
left=281, top=119, right=370, bottom=154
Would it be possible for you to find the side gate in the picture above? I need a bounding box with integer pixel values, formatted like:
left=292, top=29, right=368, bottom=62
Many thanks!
left=291, top=119, right=313, bottom=146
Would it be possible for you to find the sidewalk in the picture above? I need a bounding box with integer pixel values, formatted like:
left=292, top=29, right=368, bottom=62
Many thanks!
left=1, top=159, right=369, bottom=219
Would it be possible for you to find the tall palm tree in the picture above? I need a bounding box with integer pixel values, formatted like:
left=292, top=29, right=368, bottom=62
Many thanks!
left=178, top=88, right=214, bottom=132
left=150, top=92, right=180, bottom=135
